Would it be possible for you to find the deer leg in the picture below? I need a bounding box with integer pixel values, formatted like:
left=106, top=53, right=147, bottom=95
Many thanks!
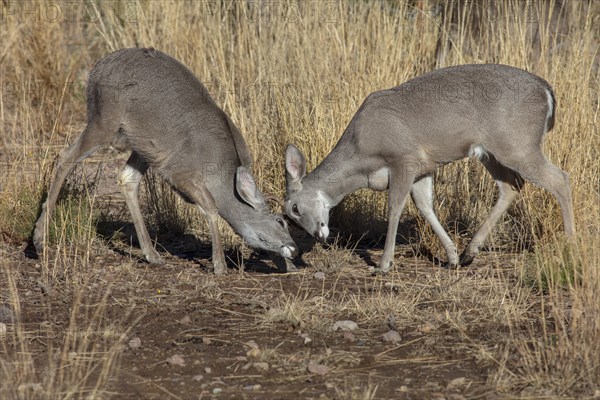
left=172, top=176, right=227, bottom=275
left=508, top=152, right=575, bottom=237
left=460, top=156, right=523, bottom=266
left=411, top=175, right=459, bottom=268
left=119, top=152, right=164, bottom=265
left=378, top=167, right=415, bottom=273
left=33, top=125, right=108, bottom=253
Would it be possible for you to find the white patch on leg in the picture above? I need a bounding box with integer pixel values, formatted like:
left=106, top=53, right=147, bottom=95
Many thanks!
left=118, top=164, right=137, bottom=186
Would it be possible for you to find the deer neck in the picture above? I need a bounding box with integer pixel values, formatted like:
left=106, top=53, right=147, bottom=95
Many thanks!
left=201, top=164, right=248, bottom=232
left=303, top=141, right=369, bottom=207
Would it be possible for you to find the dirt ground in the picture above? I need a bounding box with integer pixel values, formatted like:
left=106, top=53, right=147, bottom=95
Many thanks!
left=1, top=227, right=540, bottom=400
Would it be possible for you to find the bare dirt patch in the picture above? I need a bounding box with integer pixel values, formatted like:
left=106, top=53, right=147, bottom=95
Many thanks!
left=1, top=237, right=548, bottom=399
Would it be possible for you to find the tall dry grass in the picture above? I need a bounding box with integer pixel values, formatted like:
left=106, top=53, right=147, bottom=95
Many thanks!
left=0, top=0, right=599, bottom=397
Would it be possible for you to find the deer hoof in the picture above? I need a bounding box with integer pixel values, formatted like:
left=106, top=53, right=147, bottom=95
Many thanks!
left=443, top=261, right=459, bottom=270
left=213, top=261, right=228, bottom=275
left=32, top=237, right=45, bottom=254
left=459, top=252, right=475, bottom=266
left=370, top=267, right=389, bottom=276
left=145, top=252, right=165, bottom=266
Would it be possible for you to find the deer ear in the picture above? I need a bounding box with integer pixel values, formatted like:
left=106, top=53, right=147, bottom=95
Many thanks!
left=236, top=166, right=266, bottom=210
left=285, top=144, right=306, bottom=184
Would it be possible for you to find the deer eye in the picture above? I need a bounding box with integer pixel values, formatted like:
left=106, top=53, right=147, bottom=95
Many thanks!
left=276, top=217, right=286, bottom=228
left=292, top=204, right=299, bottom=216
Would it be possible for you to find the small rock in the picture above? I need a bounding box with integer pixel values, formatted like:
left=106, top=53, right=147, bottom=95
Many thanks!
left=253, top=362, right=269, bottom=371
left=17, top=383, right=42, bottom=393
left=420, top=321, right=437, bottom=333
left=167, top=354, right=186, bottom=367
left=396, top=385, right=409, bottom=392
left=192, top=374, right=203, bottom=381
left=128, top=337, right=142, bottom=349
left=324, top=382, right=334, bottom=389
left=243, top=384, right=262, bottom=391
left=447, top=377, right=467, bottom=390
left=314, top=271, right=325, bottom=280
left=36, top=281, right=51, bottom=295
left=307, top=361, right=329, bottom=375
left=384, top=282, right=399, bottom=292
left=212, top=387, right=222, bottom=394
left=342, top=331, right=356, bottom=342
left=303, top=336, right=312, bottom=344
left=179, top=315, right=191, bottom=324
left=381, top=330, right=402, bottom=343
left=246, top=347, right=261, bottom=358
left=202, top=337, right=213, bottom=345
left=204, top=367, right=212, bottom=374
left=333, top=320, right=358, bottom=332
left=246, top=340, right=261, bottom=357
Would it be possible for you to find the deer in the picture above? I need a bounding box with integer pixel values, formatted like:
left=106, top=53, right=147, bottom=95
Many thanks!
left=284, top=64, right=575, bottom=272
left=33, top=47, right=297, bottom=275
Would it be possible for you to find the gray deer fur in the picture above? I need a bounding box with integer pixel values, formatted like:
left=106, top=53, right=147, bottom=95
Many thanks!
left=33, top=48, right=297, bottom=274
left=284, top=64, right=575, bottom=272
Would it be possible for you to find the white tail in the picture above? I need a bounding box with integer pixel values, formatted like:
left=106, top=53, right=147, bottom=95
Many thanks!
left=33, top=48, right=297, bottom=274
left=284, top=64, right=574, bottom=272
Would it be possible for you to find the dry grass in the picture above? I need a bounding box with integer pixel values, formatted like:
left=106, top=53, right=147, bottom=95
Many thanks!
left=1, top=0, right=599, bottom=398
left=0, top=259, right=137, bottom=399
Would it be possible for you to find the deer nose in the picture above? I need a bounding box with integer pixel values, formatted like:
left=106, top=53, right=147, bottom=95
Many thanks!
left=313, top=229, right=329, bottom=243
left=315, top=232, right=326, bottom=242
left=314, top=223, right=329, bottom=242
